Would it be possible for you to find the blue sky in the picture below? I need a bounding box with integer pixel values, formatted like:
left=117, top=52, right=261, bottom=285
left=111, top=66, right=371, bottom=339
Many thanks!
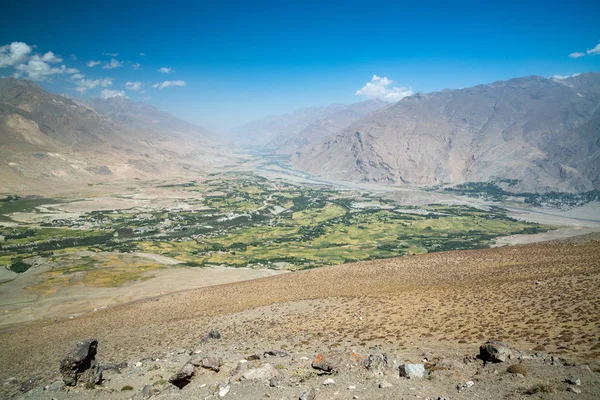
left=1, top=0, right=599, bottom=131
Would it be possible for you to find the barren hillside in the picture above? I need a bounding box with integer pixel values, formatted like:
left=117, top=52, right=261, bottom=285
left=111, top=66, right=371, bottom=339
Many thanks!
left=1, top=234, right=599, bottom=398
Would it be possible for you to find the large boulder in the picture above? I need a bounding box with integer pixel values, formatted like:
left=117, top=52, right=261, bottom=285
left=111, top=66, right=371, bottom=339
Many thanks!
left=169, top=362, right=195, bottom=389
left=479, top=340, right=512, bottom=363
left=59, top=339, right=98, bottom=386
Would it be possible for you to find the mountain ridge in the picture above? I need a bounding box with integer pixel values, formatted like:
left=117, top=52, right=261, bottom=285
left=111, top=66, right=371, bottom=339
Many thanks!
left=0, top=78, right=232, bottom=191
left=290, top=72, right=600, bottom=193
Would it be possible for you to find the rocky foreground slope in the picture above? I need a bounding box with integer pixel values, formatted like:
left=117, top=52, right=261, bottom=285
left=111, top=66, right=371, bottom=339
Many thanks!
left=0, top=78, right=233, bottom=192
left=0, top=234, right=599, bottom=399
left=292, top=73, right=600, bottom=193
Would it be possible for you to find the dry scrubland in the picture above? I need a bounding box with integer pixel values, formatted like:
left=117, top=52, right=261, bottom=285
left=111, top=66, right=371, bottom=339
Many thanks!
left=0, top=234, right=599, bottom=391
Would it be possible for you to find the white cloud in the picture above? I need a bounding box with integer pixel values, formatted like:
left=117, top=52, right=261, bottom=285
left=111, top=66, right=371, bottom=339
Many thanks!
left=100, top=89, right=125, bottom=98
left=125, top=81, right=143, bottom=91
left=158, top=67, right=172, bottom=74
left=102, top=52, right=118, bottom=57
left=87, top=60, right=101, bottom=67
left=139, top=52, right=145, bottom=56
left=587, top=44, right=600, bottom=56
left=102, top=59, right=123, bottom=69
left=71, top=73, right=85, bottom=80
left=70, top=54, right=77, bottom=60
left=39, top=51, right=62, bottom=63
left=552, top=73, right=581, bottom=80
left=15, top=60, right=79, bottom=81
left=74, top=77, right=113, bottom=92
left=569, top=52, right=585, bottom=59
left=131, top=62, right=141, bottom=70
left=152, top=80, right=186, bottom=89
left=0, top=41, right=32, bottom=68
left=355, top=75, right=413, bottom=102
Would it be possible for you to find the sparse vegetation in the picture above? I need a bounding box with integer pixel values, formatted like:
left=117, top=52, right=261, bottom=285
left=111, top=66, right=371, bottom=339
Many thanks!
left=524, top=382, right=556, bottom=394
left=506, top=364, right=528, bottom=376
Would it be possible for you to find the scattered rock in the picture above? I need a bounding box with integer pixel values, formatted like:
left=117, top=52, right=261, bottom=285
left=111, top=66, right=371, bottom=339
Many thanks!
left=264, top=350, right=289, bottom=357
left=399, top=364, right=426, bottom=379
left=365, top=352, right=389, bottom=375
left=348, top=385, right=357, bottom=390
left=242, top=363, right=279, bottom=381
left=457, top=381, right=475, bottom=391
left=217, top=383, right=231, bottom=397
left=20, top=376, right=37, bottom=393
left=246, top=354, right=262, bottom=361
left=135, top=384, right=160, bottom=400
left=567, top=387, right=582, bottom=394
left=551, top=355, right=565, bottom=366
left=168, top=362, right=195, bottom=389
left=99, top=362, right=127, bottom=373
left=299, top=387, right=316, bottom=400
left=323, top=378, right=335, bottom=385
left=312, top=354, right=341, bottom=374
left=201, top=329, right=221, bottom=343
left=201, top=357, right=223, bottom=372
left=59, top=339, right=98, bottom=386
left=90, top=365, right=103, bottom=384
left=269, top=377, right=282, bottom=387
left=188, top=353, right=203, bottom=367
left=479, top=340, right=512, bottom=363
left=566, top=376, right=582, bottom=386
left=378, top=380, right=393, bottom=388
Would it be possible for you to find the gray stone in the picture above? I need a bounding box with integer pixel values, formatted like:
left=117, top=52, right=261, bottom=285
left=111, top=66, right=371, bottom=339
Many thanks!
left=201, top=329, right=221, bottom=343
left=299, top=387, right=316, bottom=400
left=20, top=377, right=37, bottom=393
left=90, top=365, right=102, bottom=385
left=168, top=362, right=195, bottom=389
left=566, top=376, right=581, bottom=386
left=242, top=363, right=279, bottom=381
left=568, top=387, right=582, bottom=394
left=59, top=339, right=98, bottom=386
left=479, top=340, right=512, bottom=363
left=269, top=377, right=282, bottom=387
left=399, top=364, right=426, bottom=379
left=201, top=357, right=223, bottom=372
left=246, top=354, right=261, bottom=361
left=188, top=353, right=203, bottom=367
left=264, top=350, right=289, bottom=357
left=323, top=378, right=335, bottom=385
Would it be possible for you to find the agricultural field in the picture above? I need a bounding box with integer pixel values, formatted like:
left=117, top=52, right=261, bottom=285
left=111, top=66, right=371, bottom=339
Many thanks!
left=0, top=172, right=552, bottom=282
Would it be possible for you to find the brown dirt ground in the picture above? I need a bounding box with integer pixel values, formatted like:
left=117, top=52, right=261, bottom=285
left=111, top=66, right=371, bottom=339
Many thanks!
left=1, top=234, right=599, bottom=387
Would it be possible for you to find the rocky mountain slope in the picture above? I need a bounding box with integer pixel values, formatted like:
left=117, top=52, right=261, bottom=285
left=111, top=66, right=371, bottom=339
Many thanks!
left=1, top=234, right=599, bottom=399
left=292, top=73, right=600, bottom=193
left=230, top=99, right=386, bottom=147
left=0, top=78, right=232, bottom=192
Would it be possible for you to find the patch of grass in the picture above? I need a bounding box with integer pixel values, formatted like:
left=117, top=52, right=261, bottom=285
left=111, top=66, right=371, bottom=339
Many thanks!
left=506, top=364, right=528, bottom=376
left=524, top=382, right=555, bottom=395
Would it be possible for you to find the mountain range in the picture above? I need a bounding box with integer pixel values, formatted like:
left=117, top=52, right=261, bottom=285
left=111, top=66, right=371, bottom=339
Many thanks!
left=289, top=73, right=600, bottom=192
left=2, top=73, right=599, bottom=193
left=0, top=78, right=231, bottom=191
